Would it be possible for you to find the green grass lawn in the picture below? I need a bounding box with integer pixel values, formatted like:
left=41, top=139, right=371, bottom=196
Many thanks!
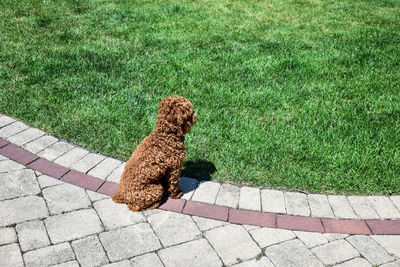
left=1, top=0, right=399, bottom=195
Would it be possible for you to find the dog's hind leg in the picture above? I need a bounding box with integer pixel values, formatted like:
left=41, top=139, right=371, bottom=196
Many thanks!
left=111, top=191, right=126, bottom=204
left=165, top=169, right=183, bottom=199
left=127, top=183, right=164, bottom=211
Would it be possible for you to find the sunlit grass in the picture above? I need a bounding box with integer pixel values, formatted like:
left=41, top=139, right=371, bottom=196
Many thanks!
left=1, top=0, right=399, bottom=194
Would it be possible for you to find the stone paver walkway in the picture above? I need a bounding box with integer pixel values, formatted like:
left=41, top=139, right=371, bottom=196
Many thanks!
left=1, top=113, right=400, bottom=266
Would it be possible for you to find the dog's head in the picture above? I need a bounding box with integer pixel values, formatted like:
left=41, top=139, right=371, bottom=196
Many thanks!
left=156, top=96, right=197, bottom=136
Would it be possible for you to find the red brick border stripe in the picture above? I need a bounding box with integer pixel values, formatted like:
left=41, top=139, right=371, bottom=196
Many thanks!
left=229, top=209, right=276, bottom=228
left=322, top=218, right=372, bottom=235
left=367, top=219, right=400, bottom=235
left=61, top=170, right=105, bottom=192
left=183, top=200, right=229, bottom=221
left=0, top=143, right=38, bottom=165
left=2, top=139, right=400, bottom=235
left=278, top=214, right=324, bottom=233
left=27, top=158, right=69, bottom=179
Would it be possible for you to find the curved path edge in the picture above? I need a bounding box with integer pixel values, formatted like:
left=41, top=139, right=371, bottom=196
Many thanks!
left=1, top=137, right=399, bottom=236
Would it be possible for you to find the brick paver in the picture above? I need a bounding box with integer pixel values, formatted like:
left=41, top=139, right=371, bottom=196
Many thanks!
left=0, top=227, right=17, bottom=246
left=311, top=239, right=359, bottom=265
left=205, top=224, right=261, bottom=265
left=239, top=186, right=261, bottom=211
left=16, top=220, right=50, bottom=252
left=0, top=169, right=40, bottom=200
left=261, top=189, right=286, bottom=213
left=0, top=196, right=49, bottom=227
left=93, top=198, right=145, bottom=230
left=42, top=183, right=91, bottom=215
left=23, top=243, right=75, bottom=267
left=191, top=181, right=221, bottom=204
left=158, top=239, right=222, bottom=267
left=99, top=223, right=161, bottom=262
left=265, top=239, right=323, bottom=267
left=45, top=209, right=103, bottom=244
left=0, top=243, right=24, bottom=267
left=147, top=210, right=201, bottom=247
left=71, top=235, right=109, bottom=267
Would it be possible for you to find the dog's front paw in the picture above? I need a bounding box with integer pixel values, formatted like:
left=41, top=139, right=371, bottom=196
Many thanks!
left=170, top=190, right=183, bottom=199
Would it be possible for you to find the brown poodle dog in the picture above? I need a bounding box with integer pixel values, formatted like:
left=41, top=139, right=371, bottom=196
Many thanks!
left=112, top=96, right=197, bottom=211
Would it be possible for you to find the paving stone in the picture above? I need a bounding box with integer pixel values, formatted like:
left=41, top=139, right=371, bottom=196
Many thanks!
left=0, top=115, right=15, bottom=128
left=23, top=135, right=59, bottom=154
left=261, top=189, right=286, bottom=213
left=16, top=220, right=50, bottom=252
left=323, top=233, right=349, bottom=242
left=232, top=256, right=274, bottom=267
left=179, top=176, right=199, bottom=200
left=0, top=121, right=28, bottom=138
left=23, top=242, right=75, bottom=267
left=86, top=190, right=109, bottom=202
left=38, top=141, right=74, bottom=161
left=54, top=147, right=89, bottom=168
left=380, top=261, right=400, bottom=267
left=8, top=128, right=45, bottom=146
left=147, top=210, right=201, bottom=247
left=191, top=181, right=221, bottom=204
left=99, top=223, right=161, bottom=262
left=284, top=192, right=310, bottom=216
left=371, top=235, right=400, bottom=258
left=102, top=260, right=131, bottom=267
left=159, top=198, right=185, bottom=212
left=43, top=183, right=91, bottom=215
left=158, top=238, right=222, bottom=267
left=307, top=194, right=334, bottom=218
left=51, top=260, right=80, bottom=267
left=0, top=169, right=40, bottom=200
left=72, top=235, right=109, bottom=267
left=327, top=195, right=357, bottom=219
left=391, top=196, right=400, bottom=211
left=71, top=153, right=106, bottom=173
left=230, top=209, right=275, bottom=228
left=0, top=196, right=49, bottom=227
left=0, top=159, right=25, bottom=173
left=130, top=252, right=163, bottom=267
left=311, top=239, right=359, bottom=265
left=88, top=157, right=122, bottom=179
left=0, top=154, right=7, bottom=161
left=347, top=196, right=380, bottom=219
left=45, top=209, right=103, bottom=244
left=192, top=215, right=228, bottom=231
left=346, top=235, right=394, bottom=265
left=242, top=224, right=261, bottom=231
left=0, top=227, right=17, bottom=246
left=239, top=186, right=261, bottom=211
left=249, top=227, right=296, bottom=248
left=106, top=163, right=125, bottom=184
left=265, top=239, right=323, bottom=267
left=142, top=208, right=163, bottom=217
left=294, top=231, right=328, bottom=248
left=335, top=258, right=372, bottom=267
left=367, top=196, right=400, bottom=219
left=0, top=243, right=24, bottom=267
left=93, top=198, right=145, bottom=230
left=205, top=224, right=261, bottom=265
left=37, top=174, right=64, bottom=188
left=215, top=183, right=240, bottom=208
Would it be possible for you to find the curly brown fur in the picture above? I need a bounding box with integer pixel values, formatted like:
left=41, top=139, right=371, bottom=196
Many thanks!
left=112, top=96, right=197, bottom=211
